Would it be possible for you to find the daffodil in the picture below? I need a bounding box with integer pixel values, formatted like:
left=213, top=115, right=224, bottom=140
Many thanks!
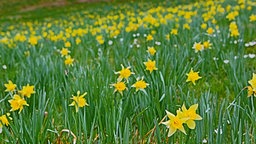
left=8, top=94, right=29, bottom=113
left=115, top=64, right=134, bottom=82
left=60, top=48, right=70, bottom=57
left=249, top=14, right=256, bottom=22
left=178, top=104, right=202, bottom=129
left=162, top=110, right=188, bottom=137
left=76, top=37, right=81, bottom=45
left=69, top=91, right=89, bottom=113
left=248, top=73, right=256, bottom=90
left=206, top=27, right=214, bottom=35
left=64, top=56, right=74, bottom=66
left=146, top=34, right=153, bottom=41
left=131, top=77, right=149, bottom=92
left=0, top=114, right=10, bottom=127
left=247, top=86, right=255, bottom=97
left=186, top=68, right=202, bottom=85
left=201, top=23, right=207, bottom=29
left=183, top=23, right=190, bottom=30
left=4, top=80, right=17, bottom=93
left=147, top=47, right=156, bottom=56
left=203, top=41, right=212, bottom=49
left=19, top=84, right=35, bottom=98
left=65, top=41, right=71, bottom=47
left=170, top=29, right=178, bottom=35
left=192, top=42, right=204, bottom=53
left=111, top=81, right=127, bottom=95
left=144, top=59, right=158, bottom=73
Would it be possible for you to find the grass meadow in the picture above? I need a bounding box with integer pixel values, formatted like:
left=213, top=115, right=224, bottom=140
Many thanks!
left=0, top=0, right=256, bottom=143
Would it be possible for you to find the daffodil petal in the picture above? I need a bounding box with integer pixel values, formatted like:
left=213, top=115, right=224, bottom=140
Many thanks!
left=168, top=126, right=176, bottom=137
left=178, top=125, right=187, bottom=135
left=165, top=110, right=175, bottom=119
left=186, top=120, right=196, bottom=129
left=195, top=114, right=202, bottom=120
left=189, top=104, right=198, bottom=111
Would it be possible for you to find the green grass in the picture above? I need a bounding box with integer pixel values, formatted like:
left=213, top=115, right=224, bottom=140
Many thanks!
left=0, top=0, right=256, bottom=143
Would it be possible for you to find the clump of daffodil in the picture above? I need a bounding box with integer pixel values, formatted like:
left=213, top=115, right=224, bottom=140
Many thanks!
left=131, top=77, right=149, bottom=92
left=247, top=73, right=256, bottom=97
left=8, top=94, right=29, bottom=113
left=192, top=42, right=204, bottom=53
left=96, top=35, right=104, bottom=44
left=28, top=36, right=38, bottom=46
left=162, top=104, right=202, bottom=137
left=186, top=68, right=202, bottom=85
left=115, top=64, right=134, bottom=82
left=5, top=81, right=35, bottom=113
left=69, top=91, right=89, bottom=113
left=226, top=11, right=239, bottom=21
left=144, top=59, right=158, bottom=73
left=4, top=80, right=17, bottom=93
left=111, top=81, right=127, bottom=95
left=229, top=22, right=239, bottom=37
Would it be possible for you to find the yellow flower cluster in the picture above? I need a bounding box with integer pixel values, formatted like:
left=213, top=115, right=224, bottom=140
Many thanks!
left=229, top=22, right=240, bottom=37
left=192, top=41, right=212, bottom=53
left=111, top=45, right=158, bottom=95
left=162, top=104, right=202, bottom=137
left=4, top=80, right=35, bottom=113
left=59, top=44, right=74, bottom=66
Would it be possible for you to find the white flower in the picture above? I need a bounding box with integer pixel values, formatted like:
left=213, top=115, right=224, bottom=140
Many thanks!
left=223, top=60, right=229, bottom=64
left=120, top=38, right=124, bottom=42
left=243, top=55, right=248, bottom=58
left=202, top=139, right=208, bottom=143
left=136, top=33, right=140, bottom=37
left=213, top=57, right=219, bottom=61
left=108, top=40, right=113, bottom=45
left=205, top=107, right=211, bottom=113
left=249, top=54, right=255, bottom=58
left=143, top=34, right=147, bottom=37
left=2, top=65, right=7, bottom=70
left=155, top=41, right=161, bottom=45
left=234, top=56, right=238, bottom=59
left=214, top=128, right=223, bottom=134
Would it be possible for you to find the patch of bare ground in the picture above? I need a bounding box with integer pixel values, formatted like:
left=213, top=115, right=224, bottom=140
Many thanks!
left=19, top=0, right=109, bottom=13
